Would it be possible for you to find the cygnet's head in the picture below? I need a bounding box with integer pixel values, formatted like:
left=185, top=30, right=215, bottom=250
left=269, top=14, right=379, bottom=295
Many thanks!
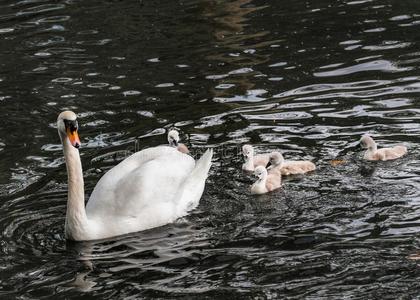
left=168, top=130, right=180, bottom=147
left=57, top=111, right=81, bottom=149
left=360, top=134, right=376, bottom=149
left=242, top=144, right=254, bottom=159
left=269, top=151, right=284, bottom=167
left=254, top=166, right=267, bottom=180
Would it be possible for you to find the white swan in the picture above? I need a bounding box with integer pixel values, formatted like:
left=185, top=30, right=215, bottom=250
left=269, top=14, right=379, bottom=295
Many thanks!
left=251, top=166, right=282, bottom=194
left=57, top=111, right=213, bottom=241
left=167, top=129, right=189, bottom=154
left=360, top=134, right=407, bottom=161
left=267, top=152, right=316, bottom=176
left=242, top=144, right=270, bottom=172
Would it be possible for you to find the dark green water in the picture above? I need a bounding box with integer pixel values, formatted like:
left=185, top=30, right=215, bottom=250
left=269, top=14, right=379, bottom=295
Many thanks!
left=0, top=0, right=420, bottom=298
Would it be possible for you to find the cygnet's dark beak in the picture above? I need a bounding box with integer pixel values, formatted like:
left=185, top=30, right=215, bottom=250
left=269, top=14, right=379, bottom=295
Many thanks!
left=266, top=160, right=272, bottom=169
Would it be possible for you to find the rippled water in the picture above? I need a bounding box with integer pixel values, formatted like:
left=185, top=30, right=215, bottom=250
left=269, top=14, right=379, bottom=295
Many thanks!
left=1, top=0, right=420, bottom=298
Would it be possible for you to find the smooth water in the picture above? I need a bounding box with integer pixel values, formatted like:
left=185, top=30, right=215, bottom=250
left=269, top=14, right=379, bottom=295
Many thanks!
left=1, top=0, right=420, bottom=298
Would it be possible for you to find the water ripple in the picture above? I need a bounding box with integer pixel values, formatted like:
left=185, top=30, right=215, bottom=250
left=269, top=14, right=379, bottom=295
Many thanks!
left=0, top=0, right=419, bottom=298
left=314, top=60, right=411, bottom=77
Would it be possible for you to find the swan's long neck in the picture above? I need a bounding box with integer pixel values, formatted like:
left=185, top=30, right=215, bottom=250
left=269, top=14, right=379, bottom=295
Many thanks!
left=368, top=143, right=377, bottom=152
left=274, top=159, right=284, bottom=169
left=365, top=141, right=377, bottom=158
left=258, top=175, right=267, bottom=186
left=62, top=137, right=88, bottom=240
left=243, top=154, right=254, bottom=170
left=251, top=174, right=267, bottom=194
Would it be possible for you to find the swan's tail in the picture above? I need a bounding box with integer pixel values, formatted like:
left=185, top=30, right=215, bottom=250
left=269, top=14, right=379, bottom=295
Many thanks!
left=176, top=148, right=213, bottom=215
left=191, top=148, right=213, bottom=180
left=393, top=145, right=407, bottom=157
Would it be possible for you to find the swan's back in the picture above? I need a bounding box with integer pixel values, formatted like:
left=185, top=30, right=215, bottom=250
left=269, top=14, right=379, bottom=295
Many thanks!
left=254, top=154, right=270, bottom=167
left=266, top=174, right=281, bottom=191
left=377, top=145, right=407, bottom=160
left=86, top=146, right=196, bottom=219
left=281, top=160, right=316, bottom=175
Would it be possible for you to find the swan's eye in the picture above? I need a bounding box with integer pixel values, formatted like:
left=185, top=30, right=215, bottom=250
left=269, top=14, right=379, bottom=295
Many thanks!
left=64, top=119, right=78, bottom=132
left=63, top=119, right=81, bottom=148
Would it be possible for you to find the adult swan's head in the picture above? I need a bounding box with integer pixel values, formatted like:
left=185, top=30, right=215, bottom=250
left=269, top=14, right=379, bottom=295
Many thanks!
left=57, top=111, right=213, bottom=241
left=57, top=111, right=81, bottom=148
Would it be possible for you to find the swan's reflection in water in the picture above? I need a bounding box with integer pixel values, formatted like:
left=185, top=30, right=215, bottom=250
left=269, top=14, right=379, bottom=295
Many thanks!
left=1, top=0, right=420, bottom=297
left=65, top=219, right=210, bottom=293
left=68, top=271, right=96, bottom=292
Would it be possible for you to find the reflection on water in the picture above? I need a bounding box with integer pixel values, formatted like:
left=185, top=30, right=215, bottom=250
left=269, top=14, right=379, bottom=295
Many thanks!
left=1, top=0, right=420, bottom=298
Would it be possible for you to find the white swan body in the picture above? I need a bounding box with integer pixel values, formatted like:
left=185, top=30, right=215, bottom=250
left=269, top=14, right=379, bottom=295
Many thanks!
left=58, top=111, right=213, bottom=241
left=360, top=134, right=407, bottom=161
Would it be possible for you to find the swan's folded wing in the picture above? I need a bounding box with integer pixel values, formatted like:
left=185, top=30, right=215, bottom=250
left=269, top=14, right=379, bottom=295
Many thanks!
left=173, top=148, right=213, bottom=215
left=86, top=146, right=194, bottom=218
left=391, top=145, right=407, bottom=157
left=266, top=175, right=281, bottom=192
left=377, top=146, right=407, bottom=160
left=281, top=160, right=315, bottom=175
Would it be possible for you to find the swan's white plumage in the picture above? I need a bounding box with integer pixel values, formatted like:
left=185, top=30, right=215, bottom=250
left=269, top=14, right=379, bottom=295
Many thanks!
left=58, top=111, right=213, bottom=241
left=85, top=147, right=211, bottom=239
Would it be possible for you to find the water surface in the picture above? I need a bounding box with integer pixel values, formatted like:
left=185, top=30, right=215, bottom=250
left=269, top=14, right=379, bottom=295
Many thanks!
left=1, top=0, right=420, bottom=298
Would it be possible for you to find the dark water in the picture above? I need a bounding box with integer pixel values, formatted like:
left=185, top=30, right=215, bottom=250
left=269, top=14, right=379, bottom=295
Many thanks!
left=1, top=0, right=420, bottom=298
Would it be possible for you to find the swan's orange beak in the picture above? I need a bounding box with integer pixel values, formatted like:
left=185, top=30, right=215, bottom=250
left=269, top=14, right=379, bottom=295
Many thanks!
left=66, top=128, right=81, bottom=148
